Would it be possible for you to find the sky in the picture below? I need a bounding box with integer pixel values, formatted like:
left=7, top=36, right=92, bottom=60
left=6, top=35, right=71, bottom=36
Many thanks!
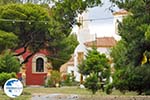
left=73, top=0, right=119, bottom=38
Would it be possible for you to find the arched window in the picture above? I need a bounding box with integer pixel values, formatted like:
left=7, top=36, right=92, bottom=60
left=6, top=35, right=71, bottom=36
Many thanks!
left=32, top=53, right=49, bottom=73
left=36, top=58, right=44, bottom=72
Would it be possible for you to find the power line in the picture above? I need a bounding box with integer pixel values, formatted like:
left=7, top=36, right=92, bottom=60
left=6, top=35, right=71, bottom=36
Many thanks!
left=83, top=17, right=114, bottom=21
left=0, top=17, right=115, bottom=24
left=48, top=56, right=68, bottom=62
left=0, top=18, right=49, bottom=24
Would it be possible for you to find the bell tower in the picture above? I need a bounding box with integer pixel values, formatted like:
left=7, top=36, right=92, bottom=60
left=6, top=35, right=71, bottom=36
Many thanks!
left=77, top=11, right=94, bottom=44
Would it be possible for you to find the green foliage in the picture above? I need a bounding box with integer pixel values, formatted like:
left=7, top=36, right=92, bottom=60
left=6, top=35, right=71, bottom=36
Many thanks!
left=110, top=40, right=127, bottom=69
left=46, top=78, right=53, bottom=87
left=110, top=0, right=150, bottom=94
left=51, top=70, right=61, bottom=84
left=0, top=30, right=18, bottom=53
left=46, top=70, right=61, bottom=87
left=49, top=34, right=78, bottom=70
left=113, top=65, right=150, bottom=94
left=0, top=1, right=101, bottom=69
left=144, top=90, right=150, bottom=95
left=105, top=83, right=113, bottom=94
left=112, top=68, right=128, bottom=94
left=128, top=65, right=150, bottom=94
left=0, top=3, right=76, bottom=69
left=2, top=0, right=102, bottom=6
left=145, top=26, right=150, bottom=41
left=0, top=50, right=20, bottom=73
left=78, top=48, right=110, bottom=94
left=47, top=0, right=101, bottom=70
left=48, top=0, right=102, bottom=42
left=78, top=48, right=110, bottom=80
left=61, top=74, right=77, bottom=86
left=0, top=72, right=16, bottom=88
left=110, top=0, right=150, bottom=67
left=0, top=0, right=19, bottom=5
left=0, top=4, right=50, bottom=53
left=84, top=73, right=100, bottom=94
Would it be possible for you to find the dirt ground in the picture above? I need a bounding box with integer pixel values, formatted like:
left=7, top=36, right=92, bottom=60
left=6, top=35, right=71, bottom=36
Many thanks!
left=80, top=95, right=150, bottom=100
left=31, top=93, right=150, bottom=100
left=32, top=93, right=78, bottom=100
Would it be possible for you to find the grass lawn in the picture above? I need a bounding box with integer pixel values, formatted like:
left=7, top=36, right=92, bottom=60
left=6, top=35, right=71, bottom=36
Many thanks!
left=0, top=86, right=139, bottom=100
left=0, top=89, right=31, bottom=100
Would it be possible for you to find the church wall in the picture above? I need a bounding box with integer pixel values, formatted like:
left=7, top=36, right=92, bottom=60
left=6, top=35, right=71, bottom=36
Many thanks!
left=16, top=48, right=50, bottom=85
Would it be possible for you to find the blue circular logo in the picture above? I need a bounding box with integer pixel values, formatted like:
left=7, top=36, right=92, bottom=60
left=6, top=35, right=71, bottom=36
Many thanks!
left=4, top=78, right=23, bottom=98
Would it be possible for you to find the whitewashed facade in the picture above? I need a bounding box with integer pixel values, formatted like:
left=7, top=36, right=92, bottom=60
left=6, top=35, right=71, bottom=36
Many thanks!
left=61, top=10, right=127, bottom=82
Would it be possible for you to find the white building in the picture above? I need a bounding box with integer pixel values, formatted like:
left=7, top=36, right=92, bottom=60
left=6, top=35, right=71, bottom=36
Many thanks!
left=60, top=10, right=127, bottom=82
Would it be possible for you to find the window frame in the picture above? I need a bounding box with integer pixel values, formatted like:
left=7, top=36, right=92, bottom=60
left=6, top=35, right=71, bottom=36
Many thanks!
left=32, top=53, right=47, bottom=73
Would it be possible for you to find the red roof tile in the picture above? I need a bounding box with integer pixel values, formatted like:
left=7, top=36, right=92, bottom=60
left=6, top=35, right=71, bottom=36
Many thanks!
left=84, top=37, right=117, bottom=47
left=113, top=10, right=128, bottom=16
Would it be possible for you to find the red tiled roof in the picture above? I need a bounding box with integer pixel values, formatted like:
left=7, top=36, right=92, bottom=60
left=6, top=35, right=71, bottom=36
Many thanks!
left=113, top=10, right=128, bottom=16
left=84, top=37, right=117, bottom=47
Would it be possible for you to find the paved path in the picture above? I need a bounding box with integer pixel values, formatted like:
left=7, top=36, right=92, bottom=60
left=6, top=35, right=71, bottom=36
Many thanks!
left=32, top=93, right=79, bottom=100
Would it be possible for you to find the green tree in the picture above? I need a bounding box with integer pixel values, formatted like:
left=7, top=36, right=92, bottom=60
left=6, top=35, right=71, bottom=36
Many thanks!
left=0, top=4, right=50, bottom=51
left=79, top=48, right=110, bottom=78
left=145, top=26, right=150, bottom=41
left=0, top=50, right=20, bottom=73
left=47, top=0, right=101, bottom=69
left=78, top=48, right=110, bottom=93
left=0, top=4, right=50, bottom=64
left=49, top=34, right=78, bottom=70
left=0, top=0, right=102, bottom=69
left=84, top=73, right=100, bottom=94
left=110, top=0, right=150, bottom=94
left=112, top=65, right=150, bottom=95
left=110, top=40, right=127, bottom=70
left=0, top=30, right=18, bottom=53
left=110, top=0, right=150, bottom=66
left=0, top=0, right=20, bottom=5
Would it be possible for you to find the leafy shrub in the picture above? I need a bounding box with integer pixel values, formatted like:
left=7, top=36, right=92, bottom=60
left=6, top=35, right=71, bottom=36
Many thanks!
left=46, top=70, right=61, bottom=87
left=0, top=72, right=16, bottom=88
left=61, top=74, right=78, bottom=86
left=144, top=90, right=150, bottom=95
left=0, top=50, right=20, bottom=73
left=105, top=83, right=113, bottom=94
left=51, top=70, right=61, bottom=85
left=46, top=78, right=54, bottom=87
left=113, top=65, right=150, bottom=95
left=84, top=73, right=100, bottom=94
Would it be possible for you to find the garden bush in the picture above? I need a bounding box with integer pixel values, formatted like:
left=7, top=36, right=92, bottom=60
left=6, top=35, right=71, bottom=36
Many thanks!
left=61, top=74, right=79, bottom=86
left=84, top=73, right=101, bottom=94
left=0, top=72, right=16, bottom=89
left=46, top=70, right=61, bottom=87
left=105, top=83, right=113, bottom=94
left=0, top=50, right=20, bottom=73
